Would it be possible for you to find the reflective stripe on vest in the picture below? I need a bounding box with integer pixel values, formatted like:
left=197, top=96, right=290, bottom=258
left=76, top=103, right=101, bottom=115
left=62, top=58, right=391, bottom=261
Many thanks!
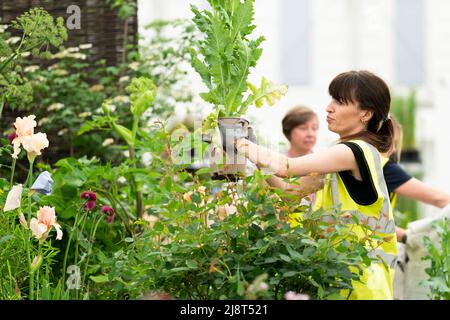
left=368, top=249, right=397, bottom=269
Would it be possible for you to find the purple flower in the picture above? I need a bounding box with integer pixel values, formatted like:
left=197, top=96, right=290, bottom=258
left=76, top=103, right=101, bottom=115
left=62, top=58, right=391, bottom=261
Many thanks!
left=101, top=206, right=115, bottom=224
left=8, top=132, right=17, bottom=144
left=80, top=191, right=97, bottom=201
left=82, top=200, right=96, bottom=212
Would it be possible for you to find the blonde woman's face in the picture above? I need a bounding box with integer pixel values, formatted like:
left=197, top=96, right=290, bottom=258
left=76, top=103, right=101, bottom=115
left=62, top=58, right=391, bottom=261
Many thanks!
left=290, top=117, right=318, bottom=152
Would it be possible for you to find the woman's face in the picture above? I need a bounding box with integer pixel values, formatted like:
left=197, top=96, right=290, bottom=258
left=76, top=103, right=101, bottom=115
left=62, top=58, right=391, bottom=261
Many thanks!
left=325, top=98, right=367, bottom=137
left=289, top=117, right=318, bottom=152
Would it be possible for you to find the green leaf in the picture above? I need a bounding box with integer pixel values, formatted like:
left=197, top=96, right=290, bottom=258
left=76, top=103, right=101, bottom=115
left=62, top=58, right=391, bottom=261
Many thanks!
left=237, top=280, right=245, bottom=296
left=241, top=77, right=288, bottom=113
left=186, top=260, right=198, bottom=269
left=279, top=254, right=291, bottom=262
left=301, top=238, right=319, bottom=247
left=283, top=271, right=298, bottom=277
left=111, top=123, right=134, bottom=146
left=90, top=275, right=109, bottom=283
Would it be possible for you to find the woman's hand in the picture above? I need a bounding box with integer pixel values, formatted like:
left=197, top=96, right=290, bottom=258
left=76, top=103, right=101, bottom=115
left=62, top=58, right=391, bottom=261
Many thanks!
left=235, top=138, right=250, bottom=156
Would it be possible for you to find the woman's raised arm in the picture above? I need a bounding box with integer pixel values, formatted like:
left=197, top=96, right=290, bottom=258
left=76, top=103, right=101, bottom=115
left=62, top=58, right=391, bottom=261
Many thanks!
left=237, top=138, right=358, bottom=178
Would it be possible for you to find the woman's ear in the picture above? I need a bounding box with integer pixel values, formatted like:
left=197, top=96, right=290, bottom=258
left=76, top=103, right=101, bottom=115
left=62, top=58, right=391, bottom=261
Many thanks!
left=360, top=110, right=374, bottom=123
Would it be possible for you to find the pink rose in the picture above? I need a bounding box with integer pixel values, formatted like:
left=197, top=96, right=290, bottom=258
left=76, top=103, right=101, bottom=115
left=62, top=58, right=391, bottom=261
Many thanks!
left=30, top=206, right=63, bottom=241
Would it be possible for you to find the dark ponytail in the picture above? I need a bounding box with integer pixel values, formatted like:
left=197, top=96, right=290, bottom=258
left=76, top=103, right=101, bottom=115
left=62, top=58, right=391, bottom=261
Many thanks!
left=329, top=70, right=394, bottom=153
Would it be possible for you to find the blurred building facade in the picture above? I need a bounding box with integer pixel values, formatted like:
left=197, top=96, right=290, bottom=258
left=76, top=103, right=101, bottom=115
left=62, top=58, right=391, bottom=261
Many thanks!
left=138, top=0, right=450, bottom=217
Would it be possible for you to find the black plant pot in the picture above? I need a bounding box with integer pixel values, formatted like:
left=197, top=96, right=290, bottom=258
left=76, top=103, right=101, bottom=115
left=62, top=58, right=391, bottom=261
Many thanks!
left=400, top=149, right=421, bottom=163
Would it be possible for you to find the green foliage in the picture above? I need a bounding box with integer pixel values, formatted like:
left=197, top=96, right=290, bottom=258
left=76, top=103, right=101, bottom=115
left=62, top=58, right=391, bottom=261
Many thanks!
left=87, top=172, right=374, bottom=300
left=126, top=77, right=157, bottom=118
left=0, top=8, right=67, bottom=114
left=10, top=7, right=67, bottom=56
left=4, top=18, right=195, bottom=171
left=391, top=90, right=417, bottom=150
left=421, top=218, right=450, bottom=300
left=107, top=0, right=137, bottom=20
left=190, top=0, right=287, bottom=118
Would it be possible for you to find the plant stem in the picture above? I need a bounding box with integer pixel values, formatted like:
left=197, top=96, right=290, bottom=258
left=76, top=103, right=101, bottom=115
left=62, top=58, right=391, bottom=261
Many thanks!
left=73, top=212, right=88, bottom=300
left=62, top=211, right=81, bottom=287
left=26, top=159, right=34, bottom=300
left=36, top=242, right=42, bottom=300
left=81, top=214, right=103, bottom=295
left=10, top=158, right=16, bottom=188
left=0, top=98, right=4, bottom=121
left=128, top=146, right=142, bottom=218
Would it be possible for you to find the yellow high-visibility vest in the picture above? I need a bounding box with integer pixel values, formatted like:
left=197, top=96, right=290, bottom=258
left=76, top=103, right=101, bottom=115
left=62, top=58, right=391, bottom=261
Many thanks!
left=313, top=140, right=398, bottom=300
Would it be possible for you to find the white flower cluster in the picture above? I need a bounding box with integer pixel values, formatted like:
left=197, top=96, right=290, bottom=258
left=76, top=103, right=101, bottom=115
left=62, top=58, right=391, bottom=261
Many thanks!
left=52, top=49, right=87, bottom=60
left=24, top=65, right=40, bottom=73
left=112, top=95, right=130, bottom=104
left=128, top=61, right=140, bottom=71
left=79, top=43, right=93, bottom=50
left=6, top=37, right=21, bottom=44
left=78, top=111, right=92, bottom=118
left=47, top=103, right=64, bottom=111
left=0, top=24, right=8, bottom=33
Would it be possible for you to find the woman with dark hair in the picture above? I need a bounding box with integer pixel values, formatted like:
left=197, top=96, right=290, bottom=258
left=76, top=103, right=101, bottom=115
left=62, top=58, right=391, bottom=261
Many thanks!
left=235, top=70, right=397, bottom=299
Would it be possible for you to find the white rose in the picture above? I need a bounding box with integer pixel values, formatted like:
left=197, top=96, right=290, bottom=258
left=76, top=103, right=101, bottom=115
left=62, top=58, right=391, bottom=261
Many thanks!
left=21, top=132, right=49, bottom=160
left=3, top=184, right=23, bottom=212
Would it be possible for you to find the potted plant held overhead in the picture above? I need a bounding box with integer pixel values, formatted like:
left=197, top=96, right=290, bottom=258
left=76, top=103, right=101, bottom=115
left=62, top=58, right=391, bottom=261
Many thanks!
left=189, top=0, right=287, bottom=179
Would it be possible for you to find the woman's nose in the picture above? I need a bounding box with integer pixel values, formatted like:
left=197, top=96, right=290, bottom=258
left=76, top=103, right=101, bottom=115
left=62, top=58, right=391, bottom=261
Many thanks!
left=326, top=102, right=335, bottom=113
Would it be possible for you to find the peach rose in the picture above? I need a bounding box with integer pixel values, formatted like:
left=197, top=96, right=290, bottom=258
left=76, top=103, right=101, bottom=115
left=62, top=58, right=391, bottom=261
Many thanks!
left=12, top=115, right=37, bottom=159
left=13, top=115, right=36, bottom=137
left=30, top=206, right=63, bottom=241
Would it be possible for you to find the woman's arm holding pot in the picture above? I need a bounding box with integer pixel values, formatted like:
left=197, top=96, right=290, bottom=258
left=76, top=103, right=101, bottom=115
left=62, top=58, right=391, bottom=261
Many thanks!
left=236, top=138, right=357, bottom=178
